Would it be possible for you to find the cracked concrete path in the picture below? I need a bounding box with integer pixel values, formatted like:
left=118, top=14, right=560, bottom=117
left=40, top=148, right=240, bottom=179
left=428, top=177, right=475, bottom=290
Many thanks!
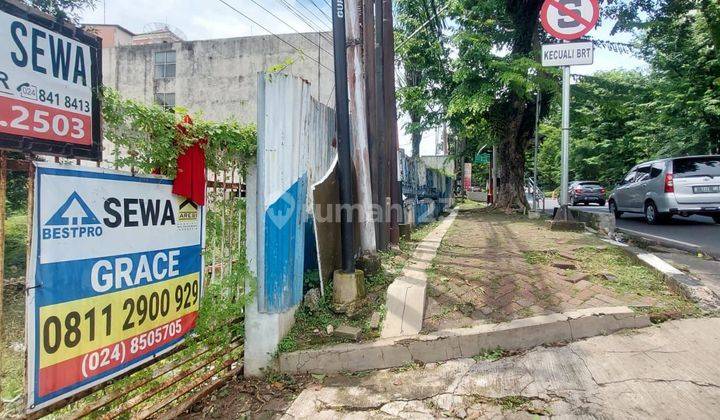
left=282, top=317, right=720, bottom=418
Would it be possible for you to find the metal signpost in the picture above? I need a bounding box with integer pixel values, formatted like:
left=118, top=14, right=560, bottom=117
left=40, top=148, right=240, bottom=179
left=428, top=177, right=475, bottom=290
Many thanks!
left=540, top=0, right=599, bottom=210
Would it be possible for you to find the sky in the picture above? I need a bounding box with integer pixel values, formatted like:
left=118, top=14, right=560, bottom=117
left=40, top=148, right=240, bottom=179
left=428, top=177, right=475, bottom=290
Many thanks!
left=79, top=1, right=648, bottom=156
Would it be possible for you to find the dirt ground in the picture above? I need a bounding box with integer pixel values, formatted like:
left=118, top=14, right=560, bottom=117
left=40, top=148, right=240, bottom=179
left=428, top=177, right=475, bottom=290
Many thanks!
left=1, top=284, right=25, bottom=414
left=177, top=372, right=316, bottom=419
left=423, top=207, right=697, bottom=332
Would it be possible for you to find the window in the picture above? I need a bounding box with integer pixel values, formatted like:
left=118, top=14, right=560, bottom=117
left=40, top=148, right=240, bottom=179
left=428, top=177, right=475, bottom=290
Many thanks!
left=154, top=51, right=176, bottom=78
left=673, top=157, right=720, bottom=179
left=154, top=92, right=175, bottom=109
left=650, top=162, right=665, bottom=179
left=621, top=170, right=637, bottom=185
left=635, top=165, right=652, bottom=182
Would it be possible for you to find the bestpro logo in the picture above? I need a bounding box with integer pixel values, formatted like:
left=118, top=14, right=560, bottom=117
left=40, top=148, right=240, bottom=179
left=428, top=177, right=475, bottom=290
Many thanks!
left=42, top=192, right=103, bottom=240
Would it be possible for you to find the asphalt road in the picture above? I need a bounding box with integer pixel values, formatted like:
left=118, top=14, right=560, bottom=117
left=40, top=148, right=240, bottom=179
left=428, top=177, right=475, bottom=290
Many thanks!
left=543, top=199, right=720, bottom=257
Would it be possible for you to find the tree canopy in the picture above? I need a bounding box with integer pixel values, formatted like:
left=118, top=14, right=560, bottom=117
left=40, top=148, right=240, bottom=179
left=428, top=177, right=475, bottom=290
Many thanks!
left=394, top=0, right=720, bottom=205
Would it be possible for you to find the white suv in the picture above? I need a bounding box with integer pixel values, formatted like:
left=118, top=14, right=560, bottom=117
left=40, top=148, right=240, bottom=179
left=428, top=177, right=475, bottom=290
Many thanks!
left=608, top=155, right=720, bottom=224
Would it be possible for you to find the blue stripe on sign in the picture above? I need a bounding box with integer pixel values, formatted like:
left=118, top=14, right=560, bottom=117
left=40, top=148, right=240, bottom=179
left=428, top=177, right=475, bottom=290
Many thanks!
left=262, top=176, right=306, bottom=312
left=35, top=245, right=201, bottom=307
left=37, top=166, right=174, bottom=185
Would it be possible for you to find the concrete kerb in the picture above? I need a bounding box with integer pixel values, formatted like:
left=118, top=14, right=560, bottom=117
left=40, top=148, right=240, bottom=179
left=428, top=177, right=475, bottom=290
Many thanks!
left=612, top=241, right=720, bottom=312
left=381, top=209, right=459, bottom=338
left=278, top=306, right=650, bottom=374
left=569, top=208, right=616, bottom=236
left=616, top=227, right=720, bottom=261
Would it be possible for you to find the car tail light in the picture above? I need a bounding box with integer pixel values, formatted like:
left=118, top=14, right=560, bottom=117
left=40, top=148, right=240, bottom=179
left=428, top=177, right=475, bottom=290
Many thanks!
left=664, top=173, right=674, bottom=193
left=600, top=187, right=606, bottom=194
left=574, top=187, right=583, bottom=193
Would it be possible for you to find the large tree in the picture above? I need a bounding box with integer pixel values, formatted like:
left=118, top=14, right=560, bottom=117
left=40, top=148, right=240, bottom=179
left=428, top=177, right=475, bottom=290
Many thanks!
left=449, top=0, right=555, bottom=210
left=395, top=0, right=452, bottom=157
left=25, top=0, right=95, bottom=22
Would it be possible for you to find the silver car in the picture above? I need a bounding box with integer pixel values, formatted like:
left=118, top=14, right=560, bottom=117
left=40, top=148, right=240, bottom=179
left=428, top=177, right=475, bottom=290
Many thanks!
left=608, top=155, right=720, bottom=225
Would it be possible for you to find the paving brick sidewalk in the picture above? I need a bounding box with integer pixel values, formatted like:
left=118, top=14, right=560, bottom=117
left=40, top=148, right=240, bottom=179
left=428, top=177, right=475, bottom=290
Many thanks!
left=423, top=208, right=693, bottom=332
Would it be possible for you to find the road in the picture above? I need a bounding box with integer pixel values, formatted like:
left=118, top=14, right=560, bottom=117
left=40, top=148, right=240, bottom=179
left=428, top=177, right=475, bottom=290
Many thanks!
left=283, top=318, right=720, bottom=418
left=543, top=199, right=720, bottom=257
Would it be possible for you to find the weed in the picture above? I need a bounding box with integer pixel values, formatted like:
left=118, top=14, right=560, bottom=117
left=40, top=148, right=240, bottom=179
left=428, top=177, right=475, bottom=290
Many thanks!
left=522, top=250, right=558, bottom=265
left=390, top=362, right=422, bottom=372
left=473, top=348, right=507, bottom=362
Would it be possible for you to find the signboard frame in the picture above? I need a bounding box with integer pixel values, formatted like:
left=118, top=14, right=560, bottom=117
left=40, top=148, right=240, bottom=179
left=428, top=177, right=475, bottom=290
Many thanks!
left=0, top=1, right=103, bottom=161
left=541, top=42, right=594, bottom=67
left=26, top=163, right=205, bottom=412
left=540, top=0, right=600, bottom=41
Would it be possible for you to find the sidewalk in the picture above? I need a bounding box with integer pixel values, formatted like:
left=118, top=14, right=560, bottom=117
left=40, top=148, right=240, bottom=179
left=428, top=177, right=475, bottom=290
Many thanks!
left=423, top=208, right=696, bottom=332
left=281, top=317, right=720, bottom=418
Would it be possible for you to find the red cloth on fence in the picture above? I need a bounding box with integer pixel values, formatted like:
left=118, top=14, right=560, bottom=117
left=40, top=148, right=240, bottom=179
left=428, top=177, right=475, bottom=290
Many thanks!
left=172, top=115, right=207, bottom=206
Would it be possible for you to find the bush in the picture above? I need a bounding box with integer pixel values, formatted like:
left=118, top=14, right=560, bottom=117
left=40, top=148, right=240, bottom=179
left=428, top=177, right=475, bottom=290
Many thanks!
left=4, top=215, right=27, bottom=278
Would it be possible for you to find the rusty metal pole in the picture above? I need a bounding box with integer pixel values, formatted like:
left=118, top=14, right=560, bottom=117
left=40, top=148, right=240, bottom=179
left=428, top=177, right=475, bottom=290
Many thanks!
left=374, top=0, right=388, bottom=251
left=346, top=0, right=377, bottom=254
left=382, top=0, right=400, bottom=245
left=0, top=151, right=6, bottom=384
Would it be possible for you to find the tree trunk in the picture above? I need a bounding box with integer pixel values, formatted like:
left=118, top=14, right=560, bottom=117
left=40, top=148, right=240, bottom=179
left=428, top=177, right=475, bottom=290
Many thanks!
left=492, top=0, right=546, bottom=211
left=492, top=92, right=539, bottom=211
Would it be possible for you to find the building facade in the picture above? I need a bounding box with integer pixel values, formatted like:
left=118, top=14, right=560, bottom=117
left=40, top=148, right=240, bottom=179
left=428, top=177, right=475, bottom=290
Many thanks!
left=85, top=25, right=334, bottom=124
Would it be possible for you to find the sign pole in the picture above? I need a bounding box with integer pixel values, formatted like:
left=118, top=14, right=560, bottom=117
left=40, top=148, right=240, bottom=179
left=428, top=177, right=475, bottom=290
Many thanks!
left=0, top=151, right=5, bottom=391
left=533, top=90, right=541, bottom=212
left=560, top=65, right=571, bottom=206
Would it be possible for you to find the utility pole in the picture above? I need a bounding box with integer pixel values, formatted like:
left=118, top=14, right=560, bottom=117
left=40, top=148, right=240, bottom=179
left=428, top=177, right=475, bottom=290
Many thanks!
left=374, top=0, right=387, bottom=250
left=331, top=0, right=355, bottom=273
left=346, top=0, right=377, bottom=254
left=533, top=90, right=541, bottom=212
left=383, top=0, right=400, bottom=245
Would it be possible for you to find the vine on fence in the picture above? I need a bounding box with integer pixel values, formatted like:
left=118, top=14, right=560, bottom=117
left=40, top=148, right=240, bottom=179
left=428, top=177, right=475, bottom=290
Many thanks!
left=102, top=87, right=257, bottom=177
left=102, top=87, right=257, bottom=346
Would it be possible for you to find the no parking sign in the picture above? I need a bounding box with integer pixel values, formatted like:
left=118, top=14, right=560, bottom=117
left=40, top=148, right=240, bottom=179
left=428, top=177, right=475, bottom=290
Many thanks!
left=541, top=0, right=599, bottom=41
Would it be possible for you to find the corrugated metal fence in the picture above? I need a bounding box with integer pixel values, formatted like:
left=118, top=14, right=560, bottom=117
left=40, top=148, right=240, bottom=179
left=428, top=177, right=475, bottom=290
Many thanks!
left=250, top=73, right=336, bottom=314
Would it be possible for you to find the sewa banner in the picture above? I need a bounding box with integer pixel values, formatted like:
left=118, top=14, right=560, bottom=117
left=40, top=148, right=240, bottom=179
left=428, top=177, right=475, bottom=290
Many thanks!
left=26, top=163, right=204, bottom=412
left=0, top=1, right=102, bottom=160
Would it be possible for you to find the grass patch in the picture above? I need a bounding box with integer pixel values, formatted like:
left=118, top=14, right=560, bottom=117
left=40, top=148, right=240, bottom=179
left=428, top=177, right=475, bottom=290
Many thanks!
left=472, top=348, right=507, bottom=362
left=522, top=250, right=558, bottom=265
left=4, top=214, right=27, bottom=278
left=473, top=394, right=550, bottom=415
left=410, top=220, right=441, bottom=242
left=278, top=259, right=396, bottom=353
left=575, top=247, right=699, bottom=316
left=1, top=288, right=24, bottom=402
left=281, top=216, right=447, bottom=353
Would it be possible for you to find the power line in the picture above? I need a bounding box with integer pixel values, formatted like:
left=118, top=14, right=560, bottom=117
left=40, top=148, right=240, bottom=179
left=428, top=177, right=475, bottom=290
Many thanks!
left=294, top=0, right=332, bottom=29
left=309, top=0, right=332, bottom=22
left=277, top=0, right=332, bottom=44
left=396, top=2, right=451, bottom=50
left=216, top=0, right=334, bottom=72
left=245, top=0, right=334, bottom=58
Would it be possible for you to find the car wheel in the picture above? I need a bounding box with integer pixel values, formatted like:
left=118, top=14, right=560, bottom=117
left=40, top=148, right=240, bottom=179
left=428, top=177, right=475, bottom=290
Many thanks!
left=609, top=201, right=622, bottom=218
left=713, top=215, right=720, bottom=224
left=645, top=201, right=669, bottom=225
left=599, top=200, right=606, bottom=207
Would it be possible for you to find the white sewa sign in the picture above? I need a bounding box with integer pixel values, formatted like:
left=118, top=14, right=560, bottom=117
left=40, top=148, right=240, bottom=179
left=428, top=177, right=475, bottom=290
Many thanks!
left=542, top=42, right=594, bottom=67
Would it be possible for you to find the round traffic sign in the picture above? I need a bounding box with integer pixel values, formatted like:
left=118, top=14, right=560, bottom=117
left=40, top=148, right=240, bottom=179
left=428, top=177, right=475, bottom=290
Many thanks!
left=540, top=0, right=599, bottom=41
